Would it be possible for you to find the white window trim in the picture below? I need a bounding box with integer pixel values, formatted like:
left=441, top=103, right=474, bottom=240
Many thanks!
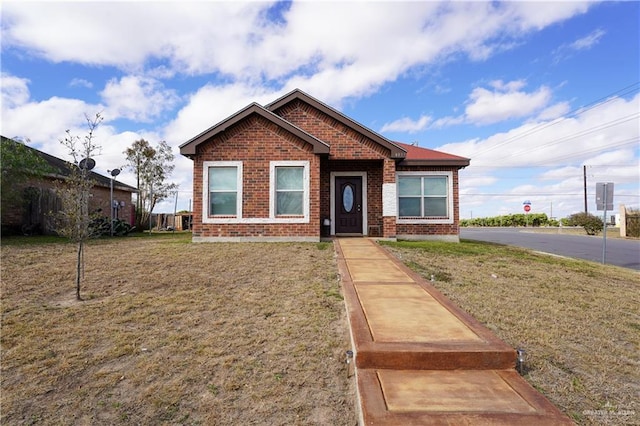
left=396, top=171, right=454, bottom=224
left=269, top=161, right=310, bottom=223
left=202, top=161, right=243, bottom=224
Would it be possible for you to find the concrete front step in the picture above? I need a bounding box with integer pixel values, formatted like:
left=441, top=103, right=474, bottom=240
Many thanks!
left=338, top=259, right=516, bottom=370
left=355, top=342, right=515, bottom=370
left=357, top=368, right=574, bottom=425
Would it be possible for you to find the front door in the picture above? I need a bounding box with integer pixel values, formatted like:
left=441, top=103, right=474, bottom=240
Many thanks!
left=335, top=176, right=363, bottom=235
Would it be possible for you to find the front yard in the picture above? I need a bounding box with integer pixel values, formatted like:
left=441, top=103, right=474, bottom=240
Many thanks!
left=382, top=239, right=639, bottom=425
left=1, top=234, right=356, bottom=425
left=2, top=234, right=638, bottom=425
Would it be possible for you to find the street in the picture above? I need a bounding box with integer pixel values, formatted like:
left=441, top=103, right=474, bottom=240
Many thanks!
left=460, top=227, right=640, bottom=271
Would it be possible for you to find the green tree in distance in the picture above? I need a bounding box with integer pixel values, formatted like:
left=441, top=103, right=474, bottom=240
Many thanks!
left=123, top=139, right=177, bottom=229
left=0, top=136, right=53, bottom=219
left=566, top=212, right=604, bottom=235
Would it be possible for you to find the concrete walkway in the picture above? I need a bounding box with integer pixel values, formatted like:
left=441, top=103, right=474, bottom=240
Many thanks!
left=335, top=238, right=573, bottom=425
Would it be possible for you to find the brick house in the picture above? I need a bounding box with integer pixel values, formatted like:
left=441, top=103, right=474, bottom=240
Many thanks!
left=180, top=89, right=470, bottom=242
left=1, top=136, right=137, bottom=235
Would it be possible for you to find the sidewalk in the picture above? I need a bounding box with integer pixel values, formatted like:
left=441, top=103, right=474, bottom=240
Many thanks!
left=335, top=238, right=573, bottom=425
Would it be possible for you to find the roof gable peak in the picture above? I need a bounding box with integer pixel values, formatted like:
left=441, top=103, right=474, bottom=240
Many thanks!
left=266, top=89, right=406, bottom=160
left=179, top=101, right=329, bottom=157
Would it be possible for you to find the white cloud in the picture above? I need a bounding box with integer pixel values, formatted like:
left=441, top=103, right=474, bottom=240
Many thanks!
left=0, top=73, right=30, bottom=109
left=570, top=28, right=606, bottom=50
left=380, top=115, right=432, bottom=134
left=69, top=78, right=93, bottom=89
left=465, top=80, right=552, bottom=125
left=161, top=82, right=277, bottom=147
left=382, top=80, right=558, bottom=132
left=1, top=94, right=101, bottom=153
left=100, top=76, right=179, bottom=122
left=439, top=92, right=640, bottom=167
left=536, top=101, right=571, bottom=121
left=446, top=93, right=640, bottom=218
left=2, top=1, right=596, bottom=104
left=553, top=28, right=607, bottom=63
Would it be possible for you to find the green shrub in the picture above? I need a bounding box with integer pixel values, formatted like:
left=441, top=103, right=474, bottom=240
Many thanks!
left=566, top=212, right=603, bottom=235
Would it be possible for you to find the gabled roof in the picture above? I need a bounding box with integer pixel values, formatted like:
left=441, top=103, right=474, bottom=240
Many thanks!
left=394, top=142, right=470, bottom=167
left=179, top=89, right=470, bottom=168
left=266, top=89, right=407, bottom=159
left=179, top=102, right=330, bottom=157
left=1, top=136, right=137, bottom=192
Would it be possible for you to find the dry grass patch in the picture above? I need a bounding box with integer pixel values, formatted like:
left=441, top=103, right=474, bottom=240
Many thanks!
left=1, top=233, right=356, bottom=425
left=382, top=240, right=639, bottom=426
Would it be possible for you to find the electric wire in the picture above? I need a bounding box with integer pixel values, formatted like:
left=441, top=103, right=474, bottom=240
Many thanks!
left=471, top=81, right=640, bottom=159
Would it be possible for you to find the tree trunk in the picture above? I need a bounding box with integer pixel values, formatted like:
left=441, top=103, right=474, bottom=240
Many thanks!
left=76, top=240, right=83, bottom=301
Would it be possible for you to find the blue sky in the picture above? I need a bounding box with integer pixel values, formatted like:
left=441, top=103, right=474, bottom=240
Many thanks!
left=1, top=1, right=638, bottom=218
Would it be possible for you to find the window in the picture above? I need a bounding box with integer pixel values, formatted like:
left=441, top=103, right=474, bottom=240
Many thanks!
left=270, top=161, right=309, bottom=220
left=397, top=172, right=452, bottom=222
left=276, top=166, right=304, bottom=215
left=203, top=161, right=242, bottom=219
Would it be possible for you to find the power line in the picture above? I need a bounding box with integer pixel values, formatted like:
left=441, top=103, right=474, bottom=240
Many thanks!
left=472, top=81, right=640, bottom=159
left=462, top=193, right=640, bottom=198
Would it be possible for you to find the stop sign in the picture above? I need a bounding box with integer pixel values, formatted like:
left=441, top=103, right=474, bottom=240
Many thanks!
left=524, top=204, right=531, bottom=212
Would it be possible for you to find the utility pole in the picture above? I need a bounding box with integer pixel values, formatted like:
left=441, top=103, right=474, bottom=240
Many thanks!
left=583, top=165, right=588, bottom=214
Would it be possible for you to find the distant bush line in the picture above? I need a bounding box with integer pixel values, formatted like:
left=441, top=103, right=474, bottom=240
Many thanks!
left=461, top=213, right=556, bottom=228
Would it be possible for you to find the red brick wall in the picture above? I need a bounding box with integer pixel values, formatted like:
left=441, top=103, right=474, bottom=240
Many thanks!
left=1, top=176, right=134, bottom=234
left=275, top=101, right=390, bottom=160
left=188, top=101, right=464, bottom=241
left=192, top=115, right=320, bottom=239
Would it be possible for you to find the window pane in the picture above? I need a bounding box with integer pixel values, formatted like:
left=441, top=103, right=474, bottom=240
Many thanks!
left=277, top=191, right=303, bottom=215
left=424, top=197, right=447, bottom=216
left=342, top=185, right=354, bottom=212
left=210, top=192, right=237, bottom=215
left=398, top=177, right=421, bottom=196
left=209, top=167, right=237, bottom=191
left=399, top=197, right=421, bottom=217
left=276, top=167, right=303, bottom=190
left=424, top=177, right=447, bottom=196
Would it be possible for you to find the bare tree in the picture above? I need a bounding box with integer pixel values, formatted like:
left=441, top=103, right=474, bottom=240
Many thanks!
left=55, top=113, right=103, bottom=301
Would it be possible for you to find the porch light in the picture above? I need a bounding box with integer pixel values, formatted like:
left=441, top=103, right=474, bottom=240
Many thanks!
left=323, top=218, right=331, bottom=226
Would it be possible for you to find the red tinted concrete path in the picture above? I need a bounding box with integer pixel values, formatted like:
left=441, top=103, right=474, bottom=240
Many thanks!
left=335, top=238, right=573, bottom=425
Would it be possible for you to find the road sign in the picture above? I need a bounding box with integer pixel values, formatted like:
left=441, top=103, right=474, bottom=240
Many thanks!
left=524, top=204, right=531, bottom=212
left=596, top=182, right=614, bottom=211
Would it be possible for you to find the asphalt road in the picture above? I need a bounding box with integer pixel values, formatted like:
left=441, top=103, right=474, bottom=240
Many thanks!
left=460, top=227, right=640, bottom=271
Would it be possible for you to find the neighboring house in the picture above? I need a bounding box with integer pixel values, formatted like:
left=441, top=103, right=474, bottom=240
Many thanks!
left=180, top=89, right=470, bottom=242
left=1, top=136, right=137, bottom=235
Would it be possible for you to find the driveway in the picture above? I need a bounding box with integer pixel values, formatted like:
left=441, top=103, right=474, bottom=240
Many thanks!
left=460, top=227, right=640, bottom=271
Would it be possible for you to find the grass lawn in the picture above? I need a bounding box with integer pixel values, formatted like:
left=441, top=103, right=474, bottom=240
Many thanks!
left=381, top=239, right=639, bottom=426
left=1, top=233, right=356, bottom=425
left=3, top=233, right=638, bottom=425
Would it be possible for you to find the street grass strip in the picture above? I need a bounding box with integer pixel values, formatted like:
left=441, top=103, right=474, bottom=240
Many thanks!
left=381, top=239, right=639, bottom=426
left=1, top=233, right=356, bottom=425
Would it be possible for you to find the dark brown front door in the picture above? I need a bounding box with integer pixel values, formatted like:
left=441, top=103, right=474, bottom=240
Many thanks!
left=335, top=176, right=363, bottom=235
